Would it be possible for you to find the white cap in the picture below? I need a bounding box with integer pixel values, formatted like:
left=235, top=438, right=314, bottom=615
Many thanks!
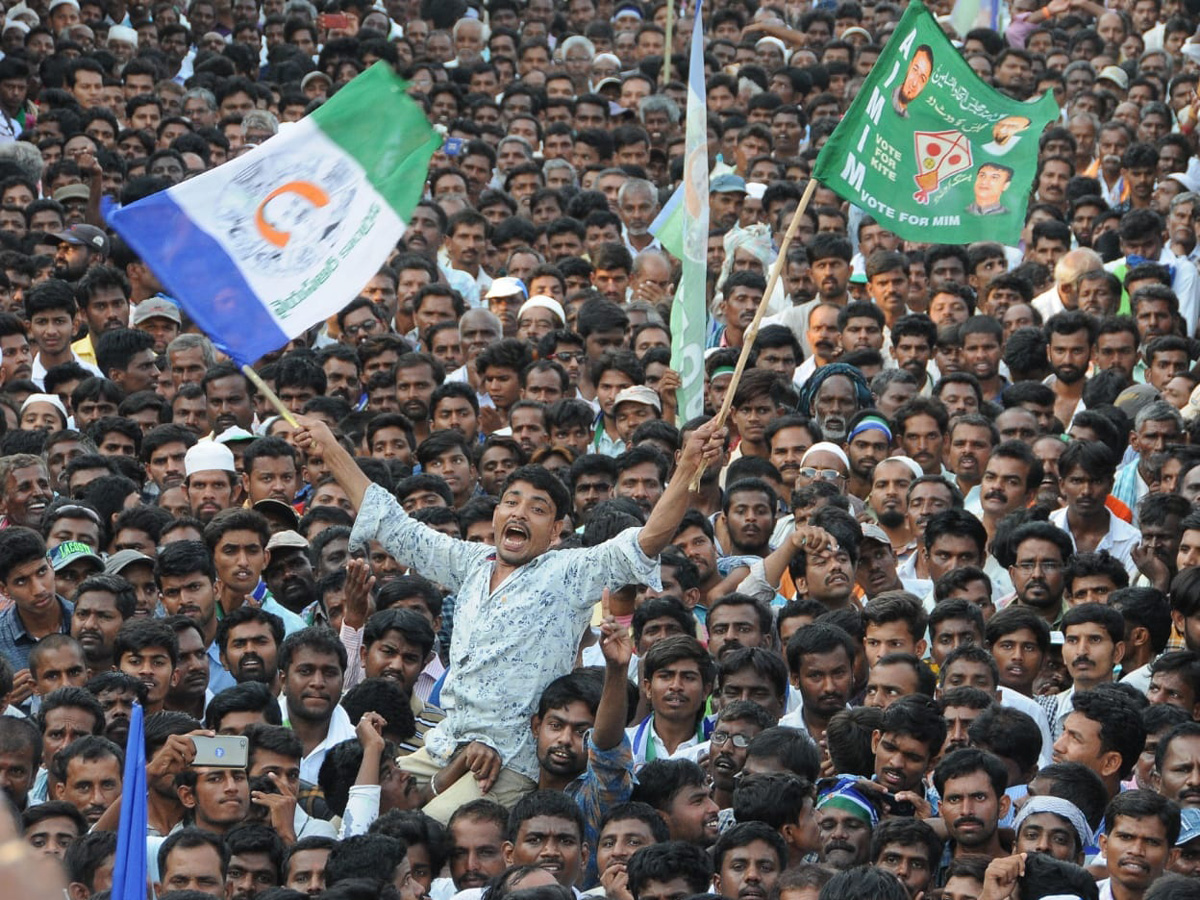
left=745, top=182, right=768, bottom=200
left=185, top=441, right=236, bottom=477
left=1098, top=64, right=1129, bottom=90
left=19, top=392, right=67, bottom=420
left=214, top=425, right=257, bottom=444
left=485, top=276, right=527, bottom=300
left=755, top=35, right=788, bottom=56
left=517, top=294, right=565, bottom=324
left=107, top=23, right=137, bottom=45
left=47, top=0, right=80, bottom=12
left=613, top=385, right=662, bottom=412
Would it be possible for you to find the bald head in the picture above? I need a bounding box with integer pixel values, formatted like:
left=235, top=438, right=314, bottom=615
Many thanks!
left=1054, top=248, right=1104, bottom=299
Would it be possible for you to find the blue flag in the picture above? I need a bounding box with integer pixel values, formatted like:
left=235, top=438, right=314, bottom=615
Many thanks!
left=111, top=702, right=147, bottom=900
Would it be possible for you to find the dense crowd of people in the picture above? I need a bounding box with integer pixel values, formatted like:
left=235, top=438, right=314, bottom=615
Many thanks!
left=1, top=2, right=1200, bottom=900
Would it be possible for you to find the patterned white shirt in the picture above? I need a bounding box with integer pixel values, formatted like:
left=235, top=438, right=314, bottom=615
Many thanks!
left=350, top=483, right=661, bottom=780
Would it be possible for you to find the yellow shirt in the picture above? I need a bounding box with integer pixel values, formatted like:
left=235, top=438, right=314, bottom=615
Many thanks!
left=70, top=335, right=96, bottom=366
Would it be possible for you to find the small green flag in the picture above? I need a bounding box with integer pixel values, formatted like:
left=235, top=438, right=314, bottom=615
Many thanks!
left=812, top=0, right=1059, bottom=245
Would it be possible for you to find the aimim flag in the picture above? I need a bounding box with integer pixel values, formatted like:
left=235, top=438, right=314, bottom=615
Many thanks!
left=108, top=62, right=441, bottom=366
left=812, top=0, right=1058, bottom=245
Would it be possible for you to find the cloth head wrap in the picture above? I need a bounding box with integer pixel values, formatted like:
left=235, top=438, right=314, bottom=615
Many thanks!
left=1013, top=796, right=1094, bottom=852
left=816, top=776, right=880, bottom=826
left=796, top=363, right=873, bottom=416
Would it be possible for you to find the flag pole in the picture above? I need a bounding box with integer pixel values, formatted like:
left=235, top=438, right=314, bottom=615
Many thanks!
left=241, top=363, right=300, bottom=427
left=690, top=176, right=820, bottom=489
left=662, top=1, right=674, bottom=87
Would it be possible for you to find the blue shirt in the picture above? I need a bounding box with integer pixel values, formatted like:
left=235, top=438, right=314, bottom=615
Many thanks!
left=0, top=597, right=74, bottom=671
left=570, top=735, right=635, bottom=888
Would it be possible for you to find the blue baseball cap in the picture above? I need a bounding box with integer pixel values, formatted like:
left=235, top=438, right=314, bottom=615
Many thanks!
left=710, top=173, right=747, bottom=194
left=1179, top=808, right=1200, bottom=846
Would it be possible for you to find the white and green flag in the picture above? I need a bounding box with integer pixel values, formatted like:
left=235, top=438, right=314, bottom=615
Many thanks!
left=108, top=62, right=441, bottom=366
left=650, top=0, right=708, bottom=423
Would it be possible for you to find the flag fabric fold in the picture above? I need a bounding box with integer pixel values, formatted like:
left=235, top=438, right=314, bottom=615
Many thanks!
left=110, top=701, right=146, bottom=900
left=812, top=0, right=1058, bottom=245
left=650, top=0, right=709, bottom=423
left=107, top=62, right=441, bottom=366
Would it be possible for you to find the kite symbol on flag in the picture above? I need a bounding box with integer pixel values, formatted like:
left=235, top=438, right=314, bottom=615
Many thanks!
left=912, top=130, right=972, bottom=204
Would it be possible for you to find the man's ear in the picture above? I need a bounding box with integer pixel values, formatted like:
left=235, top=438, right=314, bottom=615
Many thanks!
left=1098, top=749, right=1123, bottom=779
left=177, top=783, right=196, bottom=810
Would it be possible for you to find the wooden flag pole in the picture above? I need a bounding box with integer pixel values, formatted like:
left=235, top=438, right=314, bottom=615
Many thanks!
left=662, top=0, right=674, bottom=87
left=241, top=363, right=299, bottom=428
left=690, top=177, right=820, bottom=490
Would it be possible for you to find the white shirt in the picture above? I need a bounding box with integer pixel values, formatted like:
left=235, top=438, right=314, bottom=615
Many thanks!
left=779, top=696, right=849, bottom=740
left=350, top=483, right=660, bottom=780
left=626, top=715, right=702, bottom=767
left=31, top=353, right=101, bottom=389
left=279, top=696, right=358, bottom=783
left=1032, top=285, right=1066, bottom=320
left=1048, top=506, right=1141, bottom=579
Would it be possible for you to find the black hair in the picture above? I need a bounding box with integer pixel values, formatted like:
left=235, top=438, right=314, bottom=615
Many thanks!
left=732, top=773, right=815, bottom=829
left=967, top=706, right=1043, bottom=777
left=627, top=842, right=713, bottom=900
left=712, top=821, right=787, bottom=873
left=1103, top=789, right=1182, bottom=846
left=278, top=626, right=348, bottom=674
left=743, top=726, right=821, bottom=781
left=505, top=789, right=584, bottom=843
left=870, top=818, right=944, bottom=873
left=1071, top=687, right=1148, bottom=780
left=786, top=622, right=856, bottom=675
left=932, top=746, right=1008, bottom=799
left=819, top=867, right=908, bottom=900
left=202, top=681, right=283, bottom=731
left=324, top=834, right=409, bottom=888
left=113, top=617, right=179, bottom=667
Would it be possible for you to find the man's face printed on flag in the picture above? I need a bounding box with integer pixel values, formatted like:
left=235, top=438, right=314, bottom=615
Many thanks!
left=900, top=46, right=933, bottom=105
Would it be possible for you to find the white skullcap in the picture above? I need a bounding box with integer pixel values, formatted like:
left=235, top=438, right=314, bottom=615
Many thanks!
left=107, top=24, right=137, bottom=45
left=755, top=35, right=788, bottom=56
left=185, top=441, right=236, bottom=477
left=801, top=442, right=850, bottom=469
left=879, top=455, right=925, bottom=480
left=20, top=393, right=67, bottom=421
left=518, top=294, right=566, bottom=324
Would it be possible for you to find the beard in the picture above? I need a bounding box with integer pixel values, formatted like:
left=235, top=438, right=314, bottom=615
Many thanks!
left=878, top=509, right=905, bottom=528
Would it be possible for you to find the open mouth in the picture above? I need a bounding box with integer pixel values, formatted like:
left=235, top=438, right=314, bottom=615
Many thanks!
left=501, top=522, right=530, bottom=553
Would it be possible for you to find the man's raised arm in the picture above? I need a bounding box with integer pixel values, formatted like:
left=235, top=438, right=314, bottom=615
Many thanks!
left=638, top=420, right=727, bottom=558
left=294, top=416, right=373, bottom=510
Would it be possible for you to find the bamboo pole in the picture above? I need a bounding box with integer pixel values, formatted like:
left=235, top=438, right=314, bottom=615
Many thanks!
left=690, top=177, right=820, bottom=489
left=241, top=363, right=299, bottom=427
left=662, top=0, right=674, bottom=87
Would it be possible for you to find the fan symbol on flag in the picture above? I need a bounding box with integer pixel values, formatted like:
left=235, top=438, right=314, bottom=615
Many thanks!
left=912, top=130, right=973, bottom=204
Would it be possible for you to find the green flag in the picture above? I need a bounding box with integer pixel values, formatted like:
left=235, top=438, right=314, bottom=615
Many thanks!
left=812, top=0, right=1058, bottom=245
